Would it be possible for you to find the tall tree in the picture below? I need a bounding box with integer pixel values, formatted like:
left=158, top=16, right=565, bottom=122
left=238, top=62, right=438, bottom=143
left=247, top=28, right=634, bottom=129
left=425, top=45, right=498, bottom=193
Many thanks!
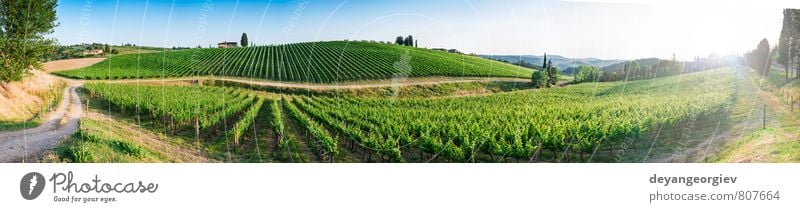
left=749, top=39, right=772, bottom=76
left=0, top=0, right=59, bottom=83
left=777, top=9, right=796, bottom=82
left=791, top=9, right=800, bottom=79
left=541, top=53, right=547, bottom=70
left=545, top=60, right=553, bottom=85
left=547, top=60, right=560, bottom=86
left=395, top=36, right=404, bottom=45
left=546, top=59, right=551, bottom=80
left=240, top=33, right=249, bottom=47
left=403, top=35, right=414, bottom=46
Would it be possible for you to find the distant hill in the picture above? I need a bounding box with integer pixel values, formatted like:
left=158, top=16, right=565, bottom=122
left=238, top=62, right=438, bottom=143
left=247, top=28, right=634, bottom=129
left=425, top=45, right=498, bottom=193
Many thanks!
left=480, top=55, right=624, bottom=71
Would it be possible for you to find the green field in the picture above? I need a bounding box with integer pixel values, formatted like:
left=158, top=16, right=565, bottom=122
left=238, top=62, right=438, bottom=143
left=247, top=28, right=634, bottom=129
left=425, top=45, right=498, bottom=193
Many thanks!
left=57, top=41, right=533, bottom=83
left=80, top=68, right=736, bottom=162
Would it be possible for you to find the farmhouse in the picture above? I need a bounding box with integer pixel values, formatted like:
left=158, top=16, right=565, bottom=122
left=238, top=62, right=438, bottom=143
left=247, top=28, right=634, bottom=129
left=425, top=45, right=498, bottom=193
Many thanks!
left=81, top=49, right=104, bottom=56
left=218, top=42, right=238, bottom=48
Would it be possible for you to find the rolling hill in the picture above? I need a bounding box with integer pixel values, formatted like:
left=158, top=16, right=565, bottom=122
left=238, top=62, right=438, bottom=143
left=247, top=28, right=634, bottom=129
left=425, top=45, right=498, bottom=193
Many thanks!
left=480, top=54, right=624, bottom=71
left=56, top=41, right=533, bottom=83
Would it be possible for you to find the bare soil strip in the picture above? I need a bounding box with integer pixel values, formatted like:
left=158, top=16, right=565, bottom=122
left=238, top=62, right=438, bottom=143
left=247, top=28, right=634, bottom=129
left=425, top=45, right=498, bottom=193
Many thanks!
left=95, top=76, right=531, bottom=90
left=42, top=58, right=106, bottom=72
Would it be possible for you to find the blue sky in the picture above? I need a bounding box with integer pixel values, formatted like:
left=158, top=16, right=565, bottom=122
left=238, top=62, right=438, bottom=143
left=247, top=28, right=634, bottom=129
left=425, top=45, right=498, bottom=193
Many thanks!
left=51, top=0, right=791, bottom=60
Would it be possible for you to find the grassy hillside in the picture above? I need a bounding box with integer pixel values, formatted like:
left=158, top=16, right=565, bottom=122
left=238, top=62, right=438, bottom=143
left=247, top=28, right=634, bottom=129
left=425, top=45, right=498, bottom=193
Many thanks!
left=0, top=70, right=67, bottom=131
left=56, top=41, right=533, bottom=83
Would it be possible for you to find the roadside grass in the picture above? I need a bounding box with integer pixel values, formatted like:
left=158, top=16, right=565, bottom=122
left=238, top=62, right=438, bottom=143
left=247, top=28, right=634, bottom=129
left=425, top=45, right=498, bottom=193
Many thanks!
left=0, top=121, right=40, bottom=131
left=706, top=109, right=799, bottom=163
left=771, top=133, right=800, bottom=162
left=706, top=127, right=798, bottom=162
left=49, top=118, right=166, bottom=163
left=762, top=68, right=789, bottom=88
left=703, top=69, right=800, bottom=162
left=0, top=80, right=67, bottom=131
left=758, top=68, right=800, bottom=104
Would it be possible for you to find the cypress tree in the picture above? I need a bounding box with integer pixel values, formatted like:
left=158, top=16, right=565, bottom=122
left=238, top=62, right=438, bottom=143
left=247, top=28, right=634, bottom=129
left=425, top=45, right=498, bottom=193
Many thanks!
left=547, top=60, right=554, bottom=85
left=404, top=35, right=414, bottom=46
left=777, top=9, right=794, bottom=82
left=542, top=53, right=547, bottom=70
left=241, top=33, right=249, bottom=47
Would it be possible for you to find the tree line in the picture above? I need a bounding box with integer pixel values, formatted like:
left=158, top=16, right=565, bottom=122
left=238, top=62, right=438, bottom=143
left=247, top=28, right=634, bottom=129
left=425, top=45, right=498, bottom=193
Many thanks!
left=599, top=59, right=683, bottom=82
left=751, top=8, right=800, bottom=82
left=394, top=35, right=417, bottom=47
left=531, top=56, right=661, bottom=88
left=777, top=8, right=800, bottom=82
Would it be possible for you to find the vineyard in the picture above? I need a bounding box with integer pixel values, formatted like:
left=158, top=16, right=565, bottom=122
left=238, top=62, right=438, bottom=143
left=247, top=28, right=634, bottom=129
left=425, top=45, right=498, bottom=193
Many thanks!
left=57, top=41, right=532, bottom=83
left=291, top=68, right=736, bottom=162
left=81, top=68, right=737, bottom=162
left=85, top=83, right=257, bottom=131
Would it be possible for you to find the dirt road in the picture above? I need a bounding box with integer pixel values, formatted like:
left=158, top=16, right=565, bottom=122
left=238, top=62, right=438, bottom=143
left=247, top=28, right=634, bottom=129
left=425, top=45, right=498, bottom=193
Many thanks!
left=0, top=83, right=83, bottom=162
left=0, top=58, right=100, bottom=162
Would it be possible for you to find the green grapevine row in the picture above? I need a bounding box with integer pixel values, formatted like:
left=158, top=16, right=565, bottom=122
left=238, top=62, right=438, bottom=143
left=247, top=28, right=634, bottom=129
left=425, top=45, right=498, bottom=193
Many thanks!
left=271, top=99, right=285, bottom=145
left=284, top=97, right=339, bottom=161
left=227, top=98, right=266, bottom=146
left=85, top=83, right=256, bottom=131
